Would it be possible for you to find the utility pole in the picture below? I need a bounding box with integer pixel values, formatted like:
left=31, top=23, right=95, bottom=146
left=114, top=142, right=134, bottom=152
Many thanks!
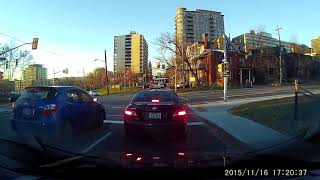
left=83, top=68, right=86, bottom=90
left=104, top=49, right=110, bottom=94
left=275, top=25, right=283, bottom=85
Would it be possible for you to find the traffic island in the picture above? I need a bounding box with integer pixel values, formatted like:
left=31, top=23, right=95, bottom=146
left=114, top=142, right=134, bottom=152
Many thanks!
left=229, top=97, right=320, bottom=142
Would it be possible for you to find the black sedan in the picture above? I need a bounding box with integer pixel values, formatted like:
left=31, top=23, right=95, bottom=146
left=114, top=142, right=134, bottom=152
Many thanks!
left=123, top=89, right=188, bottom=138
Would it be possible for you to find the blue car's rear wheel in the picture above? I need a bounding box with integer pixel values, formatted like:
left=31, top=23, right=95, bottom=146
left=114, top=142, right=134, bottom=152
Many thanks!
left=57, top=119, right=74, bottom=141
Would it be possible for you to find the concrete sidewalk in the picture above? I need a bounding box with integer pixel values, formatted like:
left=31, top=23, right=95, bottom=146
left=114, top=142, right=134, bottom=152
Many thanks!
left=190, top=95, right=295, bottom=150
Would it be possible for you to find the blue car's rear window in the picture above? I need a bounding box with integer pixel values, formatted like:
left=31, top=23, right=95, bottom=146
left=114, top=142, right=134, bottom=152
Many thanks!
left=20, top=87, right=57, bottom=100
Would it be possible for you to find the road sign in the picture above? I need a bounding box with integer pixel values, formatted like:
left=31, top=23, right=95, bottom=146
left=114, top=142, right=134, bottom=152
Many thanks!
left=32, top=38, right=39, bottom=50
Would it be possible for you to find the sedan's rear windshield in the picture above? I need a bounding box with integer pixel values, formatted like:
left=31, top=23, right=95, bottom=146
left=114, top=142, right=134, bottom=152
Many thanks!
left=132, top=91, right=178, bottom=103
left=19, top=87, right=57, bottom=100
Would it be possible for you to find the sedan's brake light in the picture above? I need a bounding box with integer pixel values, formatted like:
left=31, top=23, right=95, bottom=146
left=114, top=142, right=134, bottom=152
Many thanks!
left=43, top=104, right=57, bottom=116
left=178, top=110, right=186, bottom=116
left=124, top=108, right=138, bottom=122
left=173, top=109, right=187, bottom=120
left=124, top=109, right=137, bottom=116
left=151, top=99, right=159, bottom=103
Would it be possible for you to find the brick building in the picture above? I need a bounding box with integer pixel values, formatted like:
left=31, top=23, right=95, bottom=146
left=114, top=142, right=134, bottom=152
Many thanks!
left=186, top=33, right=244, bottom=86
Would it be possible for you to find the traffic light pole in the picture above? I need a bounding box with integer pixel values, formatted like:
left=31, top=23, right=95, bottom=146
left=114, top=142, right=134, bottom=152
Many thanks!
left=276, top=26, right=283, bottom=85
left=52, top=68, right=68, bottom=86
left=223, top=34, right=228, bottom=102
left=0, top=38, right=38, bottom=56
left=0, top=42, right=32, bottom=57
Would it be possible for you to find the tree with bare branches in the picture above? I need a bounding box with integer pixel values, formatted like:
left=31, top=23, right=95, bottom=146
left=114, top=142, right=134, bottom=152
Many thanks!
left=155, top=32, right=200, bottom=86
left=0, top=42, right=33, bottom=80
left=250, top=25, right=267, bottom=50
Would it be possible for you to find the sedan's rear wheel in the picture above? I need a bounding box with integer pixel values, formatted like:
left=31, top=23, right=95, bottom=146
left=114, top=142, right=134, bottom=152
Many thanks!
left=97, top=111, right=104, bottom=127
left=58, top=119, right=73, bottom=141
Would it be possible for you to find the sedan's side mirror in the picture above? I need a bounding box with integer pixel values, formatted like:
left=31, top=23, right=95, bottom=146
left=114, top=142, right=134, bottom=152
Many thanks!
left=9, top=96, right=19, bottom=103
left=93, top=97, right=98, bottom=102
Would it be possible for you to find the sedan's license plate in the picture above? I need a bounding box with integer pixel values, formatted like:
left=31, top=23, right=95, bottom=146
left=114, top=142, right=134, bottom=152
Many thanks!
left=148, top=113, right=161, bottom=120
left=22, top=108, right=32, bottom=116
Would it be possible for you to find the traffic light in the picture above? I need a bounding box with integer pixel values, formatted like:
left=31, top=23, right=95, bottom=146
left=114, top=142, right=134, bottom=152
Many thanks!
left=218, top=63, right=223, bottom=73
left=63, top=68, right=69, bottom=74
left=32, top=38, right=39, bottom=50
left=223, top=62, right=230, bottom=74
left=15, top=59, right=18, bottom=66
left=5, top=61, right=9, bottom=69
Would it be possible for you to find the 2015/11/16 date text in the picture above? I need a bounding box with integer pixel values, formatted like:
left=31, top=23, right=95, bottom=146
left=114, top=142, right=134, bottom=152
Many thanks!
left=224, top=169, right=308, bottom=177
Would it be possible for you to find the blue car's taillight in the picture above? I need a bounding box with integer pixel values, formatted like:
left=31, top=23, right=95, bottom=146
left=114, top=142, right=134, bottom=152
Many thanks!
left=42, top=104, right=57, bottom=116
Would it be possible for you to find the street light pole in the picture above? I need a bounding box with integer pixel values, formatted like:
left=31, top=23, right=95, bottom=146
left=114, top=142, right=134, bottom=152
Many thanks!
left=275, top=25, right=283, bottom=85
left=104, top=50, right=110, bottom=95
left=182, top=32, right=185, bottom=89
left=175, top=59, right=177, bottom=92
left=53, top=69, right=55, bottom=86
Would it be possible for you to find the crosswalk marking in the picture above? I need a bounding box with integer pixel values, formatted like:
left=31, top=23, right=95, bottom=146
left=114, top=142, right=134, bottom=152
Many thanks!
left=103, top=120, right=204, bottom=126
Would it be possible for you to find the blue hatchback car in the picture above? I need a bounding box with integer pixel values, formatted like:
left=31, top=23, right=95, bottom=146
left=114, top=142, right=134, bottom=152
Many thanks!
left=11, top=86, right=106, bottom=140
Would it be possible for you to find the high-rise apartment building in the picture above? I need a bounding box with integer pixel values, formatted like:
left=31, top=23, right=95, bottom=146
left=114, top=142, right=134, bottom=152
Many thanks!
left=17, top=64, right=48, bottom=90
left=114, top=32, right=148, bottom=74
left=232, top=30, right=292, bottom=53
left=175, top=8, right=225, bottom=44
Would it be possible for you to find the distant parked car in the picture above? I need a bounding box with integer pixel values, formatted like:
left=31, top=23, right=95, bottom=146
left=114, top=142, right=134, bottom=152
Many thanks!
left=176, top=82, right=184, bottom=88
left=11, top=86, right=106, bottom=141
left=176, top=82, right=190, bottom=88
left=144, top=83, right=152, bottom=89
left=89, top=90, right=101, bottom=96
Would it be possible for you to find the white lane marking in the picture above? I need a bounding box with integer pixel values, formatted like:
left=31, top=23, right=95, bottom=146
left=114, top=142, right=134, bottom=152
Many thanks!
left=103, top=120, right=204, bottom=126
left=39, top=156, right=83, bottom=168
left=109, top=107, right=125, bottom=109
left=187, top=122, right=205, bottom=126
left=81, top=132, right=112, bottom=154
left=104, top=120, right=123, bottom=124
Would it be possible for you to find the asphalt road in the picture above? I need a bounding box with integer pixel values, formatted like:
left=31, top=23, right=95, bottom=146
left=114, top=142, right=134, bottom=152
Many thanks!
left=0, top=84, right=319, bottom=165
left=0, top=94, right=249, bottom=165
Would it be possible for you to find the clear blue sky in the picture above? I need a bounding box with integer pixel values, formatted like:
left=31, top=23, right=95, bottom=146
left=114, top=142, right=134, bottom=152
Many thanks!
left=0, top=0, right=319, bottom=78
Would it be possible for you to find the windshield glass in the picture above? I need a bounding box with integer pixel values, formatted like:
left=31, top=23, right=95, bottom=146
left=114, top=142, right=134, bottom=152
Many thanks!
left=132, top=91, right=178, bottom=103
left=19, top=87, right=57, bottom=100
left=0, top=0, right=320, bottom=178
